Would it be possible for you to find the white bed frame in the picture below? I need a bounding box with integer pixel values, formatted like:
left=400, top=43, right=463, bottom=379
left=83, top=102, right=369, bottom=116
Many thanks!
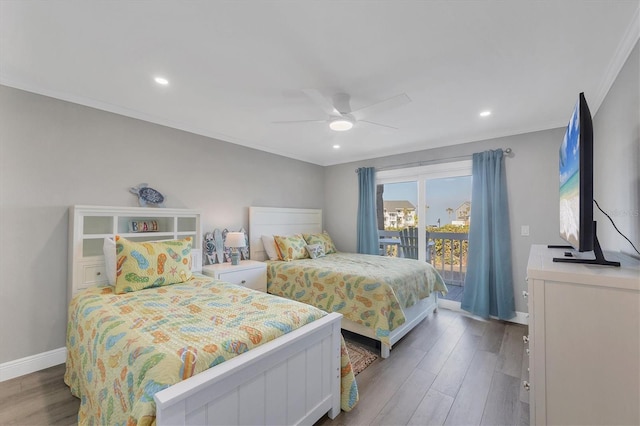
left=68, top=205, right=343, bottom=425
left=249, top=206, right=439, bottom=359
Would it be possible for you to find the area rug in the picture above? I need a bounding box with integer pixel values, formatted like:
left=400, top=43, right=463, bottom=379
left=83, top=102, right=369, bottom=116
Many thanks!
left=345, top=341, right=378, bottom=376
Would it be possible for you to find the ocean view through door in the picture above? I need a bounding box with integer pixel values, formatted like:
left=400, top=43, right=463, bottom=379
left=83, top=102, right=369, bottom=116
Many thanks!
left=377, top=161, right=472, bottom=306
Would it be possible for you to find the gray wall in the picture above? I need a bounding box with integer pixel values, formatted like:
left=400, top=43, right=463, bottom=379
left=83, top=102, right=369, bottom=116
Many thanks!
left=0, top=85, right=324, bottom=363
left=593, top=41, right=639, bottom=255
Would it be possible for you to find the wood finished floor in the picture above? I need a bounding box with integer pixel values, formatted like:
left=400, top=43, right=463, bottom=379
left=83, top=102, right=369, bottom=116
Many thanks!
left=0, top=309, right=528, bottom=426
left=316, top=308, right=529, bottom=426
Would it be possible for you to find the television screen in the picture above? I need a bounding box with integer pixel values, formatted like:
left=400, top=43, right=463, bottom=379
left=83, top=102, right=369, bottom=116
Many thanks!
left=554, top=93, right=619, bottom=266
left=559, top=99, right=581, bottom=248
left=558, top=93, right=594, bottom=251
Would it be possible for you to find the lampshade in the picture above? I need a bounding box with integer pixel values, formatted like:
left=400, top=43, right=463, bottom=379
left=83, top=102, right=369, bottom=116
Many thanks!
left=225, top=232, right=246, bottom=248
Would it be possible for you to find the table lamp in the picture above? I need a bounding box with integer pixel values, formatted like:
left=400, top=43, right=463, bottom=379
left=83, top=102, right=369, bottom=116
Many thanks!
left=225, top=232, right=246, bottom=265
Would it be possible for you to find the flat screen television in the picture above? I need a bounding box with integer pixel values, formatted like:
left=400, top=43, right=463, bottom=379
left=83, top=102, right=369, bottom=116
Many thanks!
left=552, top=92, right=619, bottom=266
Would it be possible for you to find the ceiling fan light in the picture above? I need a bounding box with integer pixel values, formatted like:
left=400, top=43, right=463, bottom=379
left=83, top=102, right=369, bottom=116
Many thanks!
left=329, top=118, right=354, bottom=131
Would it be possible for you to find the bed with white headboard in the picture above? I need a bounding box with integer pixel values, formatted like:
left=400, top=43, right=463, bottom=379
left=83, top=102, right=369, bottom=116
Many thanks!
left=249, top=206, right=444, bottom=359
left=65, top=205, right=347, bottom=425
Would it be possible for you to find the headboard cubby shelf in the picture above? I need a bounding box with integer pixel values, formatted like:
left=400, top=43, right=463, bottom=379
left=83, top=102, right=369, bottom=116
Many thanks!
left=68, top=205, right=202, bottom=301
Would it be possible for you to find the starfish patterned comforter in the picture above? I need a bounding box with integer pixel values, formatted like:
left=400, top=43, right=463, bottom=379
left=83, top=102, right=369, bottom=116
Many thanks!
left=266, top=253, right=448, bottom=346
left=65, top=275, right=358, bottom=425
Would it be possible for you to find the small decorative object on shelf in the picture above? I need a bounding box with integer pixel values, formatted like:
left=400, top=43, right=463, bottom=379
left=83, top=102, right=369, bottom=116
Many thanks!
left=225, top=232, right=246, bottom=265
left=128, top=220, right=159, bottom=233
left=129, top=183, right=165, bottom=207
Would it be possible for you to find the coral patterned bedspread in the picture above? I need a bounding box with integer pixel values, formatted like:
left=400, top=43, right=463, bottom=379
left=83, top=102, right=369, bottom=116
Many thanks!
left=65, top=276, right=358, bottom=425
left=266, top=253, right=448, bottom=346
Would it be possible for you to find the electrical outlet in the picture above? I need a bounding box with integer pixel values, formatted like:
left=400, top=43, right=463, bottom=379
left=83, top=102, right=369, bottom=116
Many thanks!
left=521, top=225, right=530, bottom=236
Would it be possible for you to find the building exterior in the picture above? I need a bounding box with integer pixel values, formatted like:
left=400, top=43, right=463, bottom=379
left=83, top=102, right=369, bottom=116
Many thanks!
left=452, top=201, right=471, bottom=226
left=383, top=200, right=416, bottom=229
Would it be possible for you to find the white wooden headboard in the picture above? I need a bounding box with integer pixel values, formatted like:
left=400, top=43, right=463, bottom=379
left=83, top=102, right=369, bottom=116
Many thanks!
left=249, top=207, right=322, bottom=261
left=69, top=205, right=202, bottom=299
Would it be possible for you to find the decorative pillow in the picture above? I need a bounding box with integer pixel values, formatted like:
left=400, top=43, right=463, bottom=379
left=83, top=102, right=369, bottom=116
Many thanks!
left=305, top=243, right=326, bottom=259
left=114, top=236, right=193, bottom=294
left=274, top=234, right=310, bottom=261
left=303, top=231, right=337, bottom=254
left=261, top=235, right=280, bottom=261
left=103, top=237, right=117, bottom=285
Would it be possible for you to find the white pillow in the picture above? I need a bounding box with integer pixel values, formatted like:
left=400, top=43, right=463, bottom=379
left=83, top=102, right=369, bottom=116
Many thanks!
left=305, top=243, right=326, bottom=259
left=103, top=237, right=117, bottom=285
left=261, top=235, right=280, bottom=260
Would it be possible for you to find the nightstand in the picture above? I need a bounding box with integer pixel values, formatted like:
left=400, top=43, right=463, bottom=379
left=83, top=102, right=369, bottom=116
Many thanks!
left=201, top=260, right=267, bottom=292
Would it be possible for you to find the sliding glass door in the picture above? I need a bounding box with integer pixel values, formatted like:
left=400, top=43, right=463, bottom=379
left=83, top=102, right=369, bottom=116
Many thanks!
left=377, top=161, right=472, bottom=303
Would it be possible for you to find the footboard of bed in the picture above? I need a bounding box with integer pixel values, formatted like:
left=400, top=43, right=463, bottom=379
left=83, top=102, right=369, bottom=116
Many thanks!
left=154, top=312, right=343, bottom=425
left=341, top=292, right=438, bottom=358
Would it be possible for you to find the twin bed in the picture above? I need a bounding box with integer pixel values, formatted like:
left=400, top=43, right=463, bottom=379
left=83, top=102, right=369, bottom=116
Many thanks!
left=65, top=206, right=355, bottom=426
left=66, top=205, right=446, bottom=425
left=249, top=207, right=447, bottom=358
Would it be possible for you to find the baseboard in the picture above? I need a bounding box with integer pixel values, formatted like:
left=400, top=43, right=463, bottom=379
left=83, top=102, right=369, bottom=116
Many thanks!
left=0, top=347, right=67, bottom=382
left=438, top=299, right=529, bottom=325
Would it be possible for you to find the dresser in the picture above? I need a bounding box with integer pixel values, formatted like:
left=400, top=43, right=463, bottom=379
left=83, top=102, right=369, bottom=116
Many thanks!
left=525, top=244, right=640, bottom=425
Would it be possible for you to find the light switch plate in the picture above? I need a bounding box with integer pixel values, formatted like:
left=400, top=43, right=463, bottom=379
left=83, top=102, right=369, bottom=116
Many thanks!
left=521, top=225, right=530, bottom=236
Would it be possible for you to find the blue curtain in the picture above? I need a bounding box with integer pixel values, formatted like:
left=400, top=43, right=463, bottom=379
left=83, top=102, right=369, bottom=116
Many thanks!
left=461, top=149, right=515, bottom=320
left=356, top=167, right=379, bottom=254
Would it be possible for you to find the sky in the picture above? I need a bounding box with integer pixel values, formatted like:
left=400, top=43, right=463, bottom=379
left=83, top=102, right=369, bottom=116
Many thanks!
left=383, top=176, right=472, bottom=227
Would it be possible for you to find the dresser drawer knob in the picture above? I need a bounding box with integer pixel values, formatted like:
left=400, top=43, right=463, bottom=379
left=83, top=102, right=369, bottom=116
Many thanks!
left=96, top=272, right=101, bottom=276
left=523, top=381, right=530, bottom=391
left=523, top=335, right=529, bottom=344
left=522, top=290, right=529, bottom=299
left=241, top=280, right=246, bottom=284
left=526, top=348, right=530, bottom=356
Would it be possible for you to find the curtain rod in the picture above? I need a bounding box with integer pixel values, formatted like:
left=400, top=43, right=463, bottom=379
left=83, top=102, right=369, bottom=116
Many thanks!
left=356, top=148, right=512, bottom=173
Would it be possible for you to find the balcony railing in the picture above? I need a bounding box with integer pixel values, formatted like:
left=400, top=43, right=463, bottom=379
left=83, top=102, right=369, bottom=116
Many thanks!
left=427, top=231, right=468, bottom=287
left=379, top=229, right=469, bottom=288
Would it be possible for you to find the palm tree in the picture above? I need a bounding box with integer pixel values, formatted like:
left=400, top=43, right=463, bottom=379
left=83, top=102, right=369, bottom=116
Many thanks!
left=446, top=207, right=454, bottom=220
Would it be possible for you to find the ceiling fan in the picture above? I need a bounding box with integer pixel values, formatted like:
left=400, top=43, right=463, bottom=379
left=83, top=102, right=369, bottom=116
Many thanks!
left=273, top=89, right=411, bottom=131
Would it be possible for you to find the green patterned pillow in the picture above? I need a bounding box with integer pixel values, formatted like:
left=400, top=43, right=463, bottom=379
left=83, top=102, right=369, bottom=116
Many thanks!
left=303, top=231, right=337, bottom=254
left=274, top=234, right=310, bottom=261
left=114, top=236, right=193, bottom=294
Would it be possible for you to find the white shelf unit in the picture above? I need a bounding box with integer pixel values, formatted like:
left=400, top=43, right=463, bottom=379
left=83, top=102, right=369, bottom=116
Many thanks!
left=526, top=244, right=640, bottom=426
left=68, top=205, right=201, bottom=300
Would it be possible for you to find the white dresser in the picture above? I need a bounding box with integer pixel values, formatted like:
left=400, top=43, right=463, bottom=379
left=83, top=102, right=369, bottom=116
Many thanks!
left=526, top=244, right=640, bottom=425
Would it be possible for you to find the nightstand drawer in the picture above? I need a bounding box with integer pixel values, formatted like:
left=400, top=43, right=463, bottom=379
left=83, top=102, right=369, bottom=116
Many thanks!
left=218, top=267, right=266, bottom=292
left=202, top=261, right=267, bottom=292
left=81, top=263, right=108, bottom=288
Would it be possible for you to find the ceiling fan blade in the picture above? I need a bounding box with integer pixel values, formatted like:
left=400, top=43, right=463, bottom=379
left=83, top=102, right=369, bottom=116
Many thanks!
left=360, top=120, right=399, bottom=130
left=302, top=89, right=342, bottom=117
left=271, top=119, right=326, bottom=124
left=350, top=93, right=411, bottom=121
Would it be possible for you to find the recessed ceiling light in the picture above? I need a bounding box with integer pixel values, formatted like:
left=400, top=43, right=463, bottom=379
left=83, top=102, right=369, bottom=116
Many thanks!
left=329, top=117, right=354, bottom=131
left=154, top=77, right=169, bottom=85
left=333, top=144, right=341, bottom=149
left=479, top=110, right=491, bottom=117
